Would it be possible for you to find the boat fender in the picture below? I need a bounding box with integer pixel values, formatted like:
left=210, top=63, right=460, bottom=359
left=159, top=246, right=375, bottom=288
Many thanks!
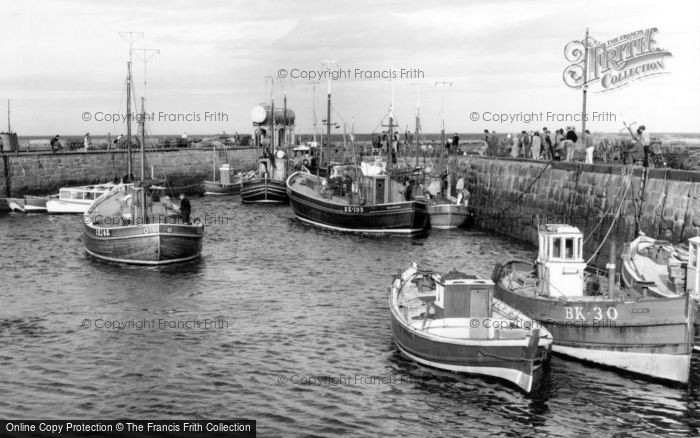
left=491, top=263, right=503, bottom=282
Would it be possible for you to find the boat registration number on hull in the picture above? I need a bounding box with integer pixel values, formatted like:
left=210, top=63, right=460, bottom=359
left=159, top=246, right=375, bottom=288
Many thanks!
left=565, top=306, right=618, bottom=321
left=95, top=229, right=111, bottom=237
left=343, top=206, right=364, bottom=213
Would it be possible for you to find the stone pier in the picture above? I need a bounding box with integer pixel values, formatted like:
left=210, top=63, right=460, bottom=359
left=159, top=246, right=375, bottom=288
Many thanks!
left=0, top=148, right=259, bottom=196
left=451, top=156, right=700, bottom=267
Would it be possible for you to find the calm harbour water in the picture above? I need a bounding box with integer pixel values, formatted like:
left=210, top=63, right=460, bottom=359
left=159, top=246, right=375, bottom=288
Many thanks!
left=1, top=198, right=700, bottom=437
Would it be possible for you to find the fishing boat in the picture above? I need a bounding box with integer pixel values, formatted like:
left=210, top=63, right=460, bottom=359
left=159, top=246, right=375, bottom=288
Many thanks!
left=240, top=88, right=293, bottom=204
left=621, top=233, right=691, bottom=298
left=82, top=56, right=203, bottom=265
left=492, top=224, right=694, bottom=384
left=202, top=145, right=253, bottom=196
left=422, top=86, right=471, bottom=230
left=390, top=263, right=552, bottom=392
left=287, top=82, right=428, bottom=235
left=427, top=202, right=470, bottom=230
left=203, top=164, right=253, bottom=196
left=46, top=183, right=116, bottom=214
left=621, top=233, right=700, bottom=347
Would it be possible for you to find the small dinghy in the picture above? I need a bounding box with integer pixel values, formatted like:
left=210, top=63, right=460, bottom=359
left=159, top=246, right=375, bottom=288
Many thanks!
left=389, top=263, right=553, bottom=392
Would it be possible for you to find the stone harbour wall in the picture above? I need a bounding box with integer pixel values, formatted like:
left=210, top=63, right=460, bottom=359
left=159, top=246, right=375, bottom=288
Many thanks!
left=451, top=156, right=700, bottom=267
left=0, top=148, right=259, bottom=196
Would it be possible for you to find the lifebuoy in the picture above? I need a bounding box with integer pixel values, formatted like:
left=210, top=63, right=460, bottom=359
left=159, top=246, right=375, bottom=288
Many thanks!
left=303, top=159, right=310, bottom=167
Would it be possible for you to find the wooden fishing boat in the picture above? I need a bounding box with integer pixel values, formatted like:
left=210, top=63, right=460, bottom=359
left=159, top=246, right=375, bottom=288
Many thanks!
left=202, top=143, right=253, bottom=196
left=621, top=233, right=700, bottom=347
left=83, top=182, right=203, bottom=265
left=204, top=166, right=253, bottom=196
left=287, top=83, right=428, bottom=234
left=82, top=56, right=204, bottom=265
left=241, top=93, right=293, bottom=204
left=287, top=166, right=428, bottom=234
left=621, top=234, right=690, bottom=298
left=390, top=263, right=552, bottom=392
left=427, top=201, right=470, bottom=230
left=492, top=224, right=694, bottom=384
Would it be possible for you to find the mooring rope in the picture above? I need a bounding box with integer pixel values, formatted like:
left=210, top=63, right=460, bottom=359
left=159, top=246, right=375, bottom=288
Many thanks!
left=585, top=173, right=632, bottom=265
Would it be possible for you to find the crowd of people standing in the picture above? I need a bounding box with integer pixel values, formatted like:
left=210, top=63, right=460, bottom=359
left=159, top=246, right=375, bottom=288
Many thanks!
left=482, top=124, right=654, bottom=166
left=483, top=126, right=595, bottom=163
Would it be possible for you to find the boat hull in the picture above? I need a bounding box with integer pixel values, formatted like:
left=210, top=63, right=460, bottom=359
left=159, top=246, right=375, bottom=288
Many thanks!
left=47, top=199, right=94, bottom=214
left=390, top=313, right=548, bottom=392
left=203, top=180, right=242, bottom=196
left=83, top=222, right=203, bottom=265
left=23, top=195, right=47, bottom=212
left=494, top=267, right=694, bottom=383
left=427, top=203, right=471, bottom=229
left=241, top=178, right=288, bottom=204
left=287, top=173, right=428, bottom=235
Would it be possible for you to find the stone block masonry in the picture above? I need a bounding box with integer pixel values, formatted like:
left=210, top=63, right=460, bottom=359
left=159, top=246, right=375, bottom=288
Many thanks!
left=451, top=156, right=700, bottom=268
left=0, top=148, right=259, bottom=196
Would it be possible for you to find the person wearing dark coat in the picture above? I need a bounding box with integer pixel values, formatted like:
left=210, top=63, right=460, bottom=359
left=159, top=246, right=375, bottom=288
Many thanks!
left=179, top=193, right=191, bottom=224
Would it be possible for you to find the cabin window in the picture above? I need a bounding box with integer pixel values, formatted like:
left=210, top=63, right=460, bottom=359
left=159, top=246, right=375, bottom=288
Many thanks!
left=71, top=191, right=83, bottom=200
left=565, top=238, right=574, bottom=259
left=552, top=238, right=561, bottom=258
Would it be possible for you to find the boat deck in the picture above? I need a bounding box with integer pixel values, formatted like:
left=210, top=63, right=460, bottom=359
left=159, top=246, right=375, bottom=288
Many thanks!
left=290, top=173, right=407, bottom=206
left=629, top=253, right=677, bottom=296
left=500, top=270, right=648, bottom=302
left=397, top=281, right=531, bottom=342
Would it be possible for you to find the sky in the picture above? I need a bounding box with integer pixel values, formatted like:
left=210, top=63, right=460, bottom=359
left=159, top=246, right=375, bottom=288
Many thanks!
left=1, top=0, right=699, bottom=136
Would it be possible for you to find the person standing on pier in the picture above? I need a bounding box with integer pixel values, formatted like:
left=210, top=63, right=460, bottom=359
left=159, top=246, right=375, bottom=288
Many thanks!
left=50, top=135, right=61, bottom=153
left=83, top=133, right=91, bottom=151
left=639, top=125, right=651, bottom=166
left=625, top=126, right=646, bottom=166
left=565, top=126, right=578, bottom=162
left=531, top=132, right=542, bottom=160
left=179, top=193, right=191, bottom=225
left=584, top=130, right=595, bottom=164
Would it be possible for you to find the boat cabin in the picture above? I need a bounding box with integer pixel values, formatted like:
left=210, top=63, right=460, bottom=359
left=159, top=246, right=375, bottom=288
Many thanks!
left=536, top=224, right=585, bottom=297
left=686, top=236, right=700, bottom=297
left=433, top=273, right=493, bottom=337
left=58, top=185, right=111, bottom=202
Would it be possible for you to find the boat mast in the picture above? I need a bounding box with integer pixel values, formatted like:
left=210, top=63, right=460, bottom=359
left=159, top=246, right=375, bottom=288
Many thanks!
left=6, top=99, right=10, bottom=133
left=140, top=96, right=145, bottom=181
left=283, top=91, right=288, bottom=149
left=387, top=106, right=394, bottom=171
left=270, top=82, right=275, bottom=156
left=326, top=78, right=331, bottom=166
left=414, top=101, right=420, bottom=168
left=212, top=145, right=216, bottom=181
left=126, top=61, right=133, bottom=180
left=119, top=31, right=144, bottom=181
left=435, top=81, right=452, bottom=177
left=310, top=81, right=319, bottom=144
